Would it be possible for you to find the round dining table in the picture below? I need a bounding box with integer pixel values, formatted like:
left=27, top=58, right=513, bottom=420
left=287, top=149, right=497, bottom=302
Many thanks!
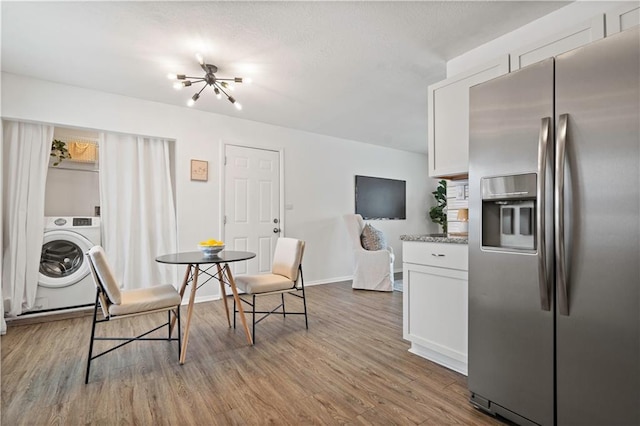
left=156, top=250, right=256, bottom=364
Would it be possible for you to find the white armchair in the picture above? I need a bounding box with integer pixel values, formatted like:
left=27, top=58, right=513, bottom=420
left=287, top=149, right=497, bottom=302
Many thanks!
left=343, top=214, right=394, bottom=291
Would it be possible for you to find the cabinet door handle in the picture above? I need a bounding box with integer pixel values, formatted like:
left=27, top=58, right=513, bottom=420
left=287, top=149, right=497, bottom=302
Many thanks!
left=431, top=253, right=445, bottom=257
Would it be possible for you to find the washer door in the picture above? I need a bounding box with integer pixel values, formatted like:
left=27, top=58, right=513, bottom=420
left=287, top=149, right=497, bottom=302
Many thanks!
left=39, top=230, right=93, bottom=288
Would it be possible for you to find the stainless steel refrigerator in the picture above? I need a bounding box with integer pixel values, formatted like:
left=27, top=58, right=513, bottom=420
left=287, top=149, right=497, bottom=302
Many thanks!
left=467, top=27, right=639, bottom=426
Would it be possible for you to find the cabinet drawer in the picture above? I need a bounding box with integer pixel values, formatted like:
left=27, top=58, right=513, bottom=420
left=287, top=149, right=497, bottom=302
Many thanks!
left=403, top=241, right=468, bottom=271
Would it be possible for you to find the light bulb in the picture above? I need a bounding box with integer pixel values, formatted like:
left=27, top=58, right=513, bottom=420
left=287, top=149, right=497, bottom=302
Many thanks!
left=167, top=73, right=177, bottom=80
left=173, top=82, right=182, bottom=90
left=196, top=53, right=204, bottom=65
left=214, top=87, right=222, bottom=99
left=187, top=93, right=199, bottom=107
left=244, top=78, right=252, bottom=84
left=228, top=97, right=240, bottom=110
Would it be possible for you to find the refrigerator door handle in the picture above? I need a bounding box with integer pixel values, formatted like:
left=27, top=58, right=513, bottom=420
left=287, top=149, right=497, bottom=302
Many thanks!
left=537, top=117, right=551, bottom=311
left=555, top=113, right=569, bottom=316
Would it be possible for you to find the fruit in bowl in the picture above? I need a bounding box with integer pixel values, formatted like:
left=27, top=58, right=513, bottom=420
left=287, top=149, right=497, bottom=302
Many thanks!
left=198, top=239, right=225, bottom=257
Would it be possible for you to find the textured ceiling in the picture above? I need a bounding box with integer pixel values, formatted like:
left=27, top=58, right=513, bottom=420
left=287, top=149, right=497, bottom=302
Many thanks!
left=1, top=1, right=570, bottom=153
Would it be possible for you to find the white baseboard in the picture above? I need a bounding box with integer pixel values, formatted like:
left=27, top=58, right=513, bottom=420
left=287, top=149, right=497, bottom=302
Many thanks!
left=305, top=275, right=353, bottom=286
left=408, top=342, right=468, bottom=376
left=191, top=294, right=220, bottom=305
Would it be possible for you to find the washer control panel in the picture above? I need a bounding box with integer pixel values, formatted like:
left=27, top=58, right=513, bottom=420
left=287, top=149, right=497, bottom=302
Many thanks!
left=72, top=217, right=92, bottom=226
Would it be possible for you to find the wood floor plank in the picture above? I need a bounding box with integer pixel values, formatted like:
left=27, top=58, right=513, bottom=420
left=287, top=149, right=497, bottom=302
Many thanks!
left=1, top=281, right=506, bottom=425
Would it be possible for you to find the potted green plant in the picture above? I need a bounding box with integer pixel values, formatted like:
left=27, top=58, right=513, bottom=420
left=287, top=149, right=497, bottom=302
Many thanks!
left=50, top=139, right=71, bottom=166
left=429, top=179, right=447, bottom=234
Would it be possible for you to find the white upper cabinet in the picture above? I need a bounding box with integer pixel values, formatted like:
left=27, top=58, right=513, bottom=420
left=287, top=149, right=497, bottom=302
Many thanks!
left=427, top=56, right=509, bottom=178
left=606, top=3, right=640, bottom=35
left=510, top=15, right=605, bottom=71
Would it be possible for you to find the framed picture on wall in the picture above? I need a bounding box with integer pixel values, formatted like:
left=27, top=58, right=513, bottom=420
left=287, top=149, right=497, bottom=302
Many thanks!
left=190, top=159, right=208, bottom=181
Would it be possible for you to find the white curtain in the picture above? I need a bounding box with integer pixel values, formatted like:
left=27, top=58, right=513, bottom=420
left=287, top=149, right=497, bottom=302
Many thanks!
left=1, top=126, right=3, bottom=333
left=99, top=133, right=177, bottom=289
left=2, top=120, right=53, bottom=323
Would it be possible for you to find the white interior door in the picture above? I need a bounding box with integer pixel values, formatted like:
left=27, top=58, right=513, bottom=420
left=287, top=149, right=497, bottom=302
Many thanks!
left=224, top=145, right=280, bottom=276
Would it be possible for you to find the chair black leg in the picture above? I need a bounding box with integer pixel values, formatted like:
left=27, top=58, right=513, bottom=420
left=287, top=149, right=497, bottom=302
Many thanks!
left=167, top=310, right=171, bottom=340
left=301, top=287, right=309, bottom=329
left=233, top=297, right=237, bottom=329
left=281, top=293, right=286, bottom=317
left=85, top=292, right=100, bottom=384
left=300, top=269, right=309, bottom=329
left=176, top=306, right=182, bottom=361
left=252, top=294, right=256, bottom=343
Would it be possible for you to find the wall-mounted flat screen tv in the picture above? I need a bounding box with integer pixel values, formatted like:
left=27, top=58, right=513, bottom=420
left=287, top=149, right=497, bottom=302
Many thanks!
left=355, top=175, right=406, bottom=220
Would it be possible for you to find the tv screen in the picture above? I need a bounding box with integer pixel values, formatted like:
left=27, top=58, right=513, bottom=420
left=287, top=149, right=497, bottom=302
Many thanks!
left=355, top=175, right=406, bottom=220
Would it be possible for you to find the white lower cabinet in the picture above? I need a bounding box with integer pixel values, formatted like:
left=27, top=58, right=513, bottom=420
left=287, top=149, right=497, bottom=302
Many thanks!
left=402, top=241, right=468, bottom=375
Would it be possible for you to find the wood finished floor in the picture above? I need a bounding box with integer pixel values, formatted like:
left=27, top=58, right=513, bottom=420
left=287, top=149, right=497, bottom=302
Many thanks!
left=1, top=281, right=504, bottom=425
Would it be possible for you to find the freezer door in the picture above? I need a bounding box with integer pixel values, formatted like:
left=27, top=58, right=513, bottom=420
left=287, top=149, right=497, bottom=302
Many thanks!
left=555, top=27, right=639, bottom=426
left=468, top=58, right=554, bottom=426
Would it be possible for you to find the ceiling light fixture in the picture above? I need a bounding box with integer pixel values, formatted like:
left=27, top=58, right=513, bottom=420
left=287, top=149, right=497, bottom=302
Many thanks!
left=168, top=54, right=246, bottom=110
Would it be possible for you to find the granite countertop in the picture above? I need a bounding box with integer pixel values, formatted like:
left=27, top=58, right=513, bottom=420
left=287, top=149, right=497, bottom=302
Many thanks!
left=400, top=234, right=468, bottom=244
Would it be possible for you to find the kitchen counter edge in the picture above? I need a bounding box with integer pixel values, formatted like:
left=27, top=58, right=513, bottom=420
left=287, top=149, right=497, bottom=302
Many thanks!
left=400, top=234, right=468, bottom=244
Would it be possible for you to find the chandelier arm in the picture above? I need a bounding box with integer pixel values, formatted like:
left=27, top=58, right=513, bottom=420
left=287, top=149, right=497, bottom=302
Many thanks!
left=214, top=82, right=232, bottom=99
left=195, top=84, right=208, bottom=97
left=184, top=77, right=206, bottom=82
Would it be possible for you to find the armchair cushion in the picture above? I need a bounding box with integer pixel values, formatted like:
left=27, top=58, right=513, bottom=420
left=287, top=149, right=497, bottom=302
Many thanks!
left=361, top=223, right=387, bottom=251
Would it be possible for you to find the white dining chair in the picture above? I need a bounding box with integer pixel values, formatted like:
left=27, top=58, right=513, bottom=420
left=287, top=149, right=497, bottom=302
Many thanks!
left=232, top=238, right=307, bottom=342
left=84, top=245, right=182, bottom=383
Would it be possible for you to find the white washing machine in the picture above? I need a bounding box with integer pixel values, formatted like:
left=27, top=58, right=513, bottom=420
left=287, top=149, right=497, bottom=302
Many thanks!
left=27, top=217, right=101, bottom=314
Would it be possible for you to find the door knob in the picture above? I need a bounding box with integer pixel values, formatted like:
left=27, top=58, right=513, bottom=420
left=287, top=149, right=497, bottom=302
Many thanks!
left=273, top=228, right=281, bottom=233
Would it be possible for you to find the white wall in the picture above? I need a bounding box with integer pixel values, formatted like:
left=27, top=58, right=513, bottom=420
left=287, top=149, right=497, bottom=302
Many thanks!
left=2, top=72, right=436, bottom=299
left=44, top=167, right=100, bottom=217
left=447, top=1, right=630, bottom=76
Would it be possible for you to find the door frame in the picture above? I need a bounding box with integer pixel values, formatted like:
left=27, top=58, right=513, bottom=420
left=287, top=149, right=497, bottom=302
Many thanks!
left=218, top=141, right=285, bottom=245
